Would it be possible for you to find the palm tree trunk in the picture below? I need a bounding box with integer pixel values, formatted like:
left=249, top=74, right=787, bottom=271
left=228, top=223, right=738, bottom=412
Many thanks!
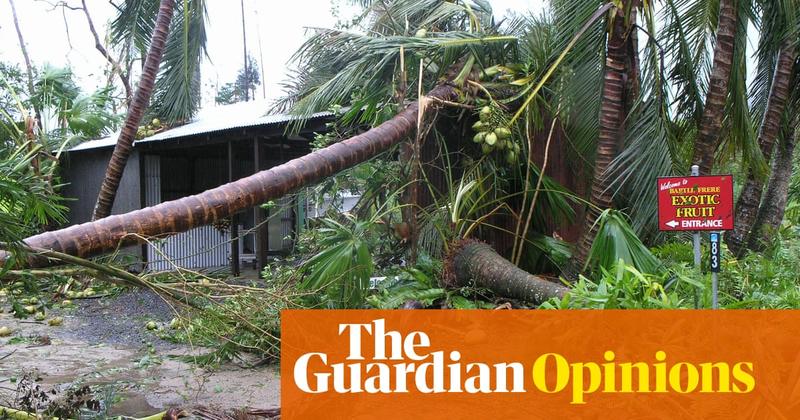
left=690, top=0, right=737, bottom=175
left=726, top=43, right=796, bottom=256
left=7, top=84, right=457, bottom=268
left=447, top=240, right=568, bottom=305
left=92, top=0, right=175, bottom=221
left=563, top=6, right=629, bottom=279
left=748, top=125, right=797, bottom=251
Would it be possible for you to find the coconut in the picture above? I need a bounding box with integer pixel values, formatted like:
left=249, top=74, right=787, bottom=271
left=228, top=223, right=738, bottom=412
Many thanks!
left=0, top=326, right=11, bottom=337
left=495, top=127, right=512, bottom=139
left=479, top=106, right=492, bottom=123
left=505, top=150, right=517, bottom=164
left=415, top=28, right=427, bottom=38
left=48, top=317, right=64, bottom=326
left=472, top=132, right=486, bottom=144
left=34, top=312, right=46, bottom=321
left=23, top=305, right=36, bottom=314
left=146, top=321, right=158, bottom=330
left=472, top=121, right=485, bottom=131
left=481, top=143, right=494, bottom=155
left=485, top=132, right=498, bottom=146
left=84, top=287, right=95, bottom=296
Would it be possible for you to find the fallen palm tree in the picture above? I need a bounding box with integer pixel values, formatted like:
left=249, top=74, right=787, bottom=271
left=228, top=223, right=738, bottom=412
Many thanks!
left=446, top=240, right=569, bottom=305
left=4, top=83, right=571, bottom=307
left=2, top=84, right=455, bottom=267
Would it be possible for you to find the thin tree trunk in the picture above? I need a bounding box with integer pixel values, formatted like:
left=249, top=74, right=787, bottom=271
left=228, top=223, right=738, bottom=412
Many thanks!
left=8, top=0, right=35, bottom=102
left=6, top=85, right=457, bottom=268
left=8, top=0, right=42, bottom=129
left=447, top=240, right=568, bottom=305
left=563, top=6, right=629, bottom=279
left=749, top=125, right=797, bottom=251
left=92, top=0, right=176, bottom=221
left=397, top=48, right=418, bottom=263
left=690, top=0, right=737, bottom=175
left=80, top=0, right=132, bottom=104
left=726, top=43, right=795, bottom=256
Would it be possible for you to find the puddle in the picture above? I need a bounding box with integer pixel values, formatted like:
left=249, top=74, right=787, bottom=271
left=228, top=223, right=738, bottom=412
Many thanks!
left=109, top=391, right=161, bottom=417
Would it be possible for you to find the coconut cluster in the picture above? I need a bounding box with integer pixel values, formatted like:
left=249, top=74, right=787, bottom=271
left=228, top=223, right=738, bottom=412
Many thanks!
left=471, top=106, right=520, bottom=164
left=135, top=118, right=164, bottom=139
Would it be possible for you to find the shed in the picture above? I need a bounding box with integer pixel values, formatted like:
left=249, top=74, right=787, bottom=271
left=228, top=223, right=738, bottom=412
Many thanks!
left=60, top=100, right=333, bottom=275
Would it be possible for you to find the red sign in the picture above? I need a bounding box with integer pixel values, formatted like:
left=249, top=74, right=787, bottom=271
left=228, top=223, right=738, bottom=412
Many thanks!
left=657, top=175, right=734, bottom=231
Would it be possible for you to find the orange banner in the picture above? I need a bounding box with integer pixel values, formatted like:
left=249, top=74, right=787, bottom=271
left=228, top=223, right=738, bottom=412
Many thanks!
left=281, top=310, right=800, bottom=419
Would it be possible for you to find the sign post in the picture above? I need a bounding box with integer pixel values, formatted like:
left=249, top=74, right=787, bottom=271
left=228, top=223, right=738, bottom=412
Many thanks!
left=657, top=171, right=734, bottom=308
left=709, top=232, right=721, bottom=308
left=691, top=166, right=701, bottom=308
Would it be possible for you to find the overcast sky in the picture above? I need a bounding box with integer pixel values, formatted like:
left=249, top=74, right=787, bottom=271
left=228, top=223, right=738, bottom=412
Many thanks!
left=0, top=0, right=546, bottom=114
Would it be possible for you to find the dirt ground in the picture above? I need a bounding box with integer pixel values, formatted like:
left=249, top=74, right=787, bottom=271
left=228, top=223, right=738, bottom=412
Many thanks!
left=0, top=289, right=281, bottom=417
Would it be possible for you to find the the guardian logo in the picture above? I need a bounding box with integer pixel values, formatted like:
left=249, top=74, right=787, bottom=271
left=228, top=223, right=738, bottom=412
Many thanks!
left=292, top=319, right=755, bottom=404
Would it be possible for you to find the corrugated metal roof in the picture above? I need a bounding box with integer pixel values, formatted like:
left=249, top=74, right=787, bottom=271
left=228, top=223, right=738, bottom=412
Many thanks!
left=67, top=134, right=118, bottom=151
left=68, top=100, right=332, bottom=152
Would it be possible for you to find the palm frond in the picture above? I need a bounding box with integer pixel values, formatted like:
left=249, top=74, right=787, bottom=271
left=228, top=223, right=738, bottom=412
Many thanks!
left=150, top=0, right=208, bottom=123
left=110, top=0, right=159, bottom=62
left=279, top=29, right=516, bottom=125
left=717, top=0, right=761, bottom=175
left=0, top=143, right=66, bottom=258
left=586, top=209, right=663, bottom=274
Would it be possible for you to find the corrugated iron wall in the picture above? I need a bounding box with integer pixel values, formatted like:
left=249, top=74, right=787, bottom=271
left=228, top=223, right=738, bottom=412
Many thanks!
left=268, top=196, right=295, bottom=251
left=146, top=225, right=230, bottom=271
left=143, top=154, right=232, bottom=271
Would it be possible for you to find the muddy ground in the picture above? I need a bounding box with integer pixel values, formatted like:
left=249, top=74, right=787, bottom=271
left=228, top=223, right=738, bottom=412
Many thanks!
left=0, top=289, right=280, bottom=417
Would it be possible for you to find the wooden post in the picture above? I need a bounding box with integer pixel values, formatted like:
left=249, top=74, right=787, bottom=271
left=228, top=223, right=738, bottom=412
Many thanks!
left=228, top=141, right=240, bottom=277
left=253, top=137, right=268, bottom=276
left=139, top=152, right=148, bottom=268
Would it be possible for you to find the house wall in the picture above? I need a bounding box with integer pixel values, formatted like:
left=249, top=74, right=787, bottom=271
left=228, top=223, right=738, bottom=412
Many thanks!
left=59, top=148, right=142, bottom=262
left=61, top=148, right=141, bottom=225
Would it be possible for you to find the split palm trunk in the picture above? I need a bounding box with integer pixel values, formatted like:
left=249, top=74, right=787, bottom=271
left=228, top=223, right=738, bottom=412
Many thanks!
left=5, top=84, right=457, bottom=268
left=726, top=43, right=796, bottom=256
left=562, top=6, right=629, bottom=279
left=690, top=0, right=737, bottom=175
left=447, top=240, right=568, bottom=305
left=91, top=0, right=175, bottom=221
left=749, top=125, right=797, bottom=251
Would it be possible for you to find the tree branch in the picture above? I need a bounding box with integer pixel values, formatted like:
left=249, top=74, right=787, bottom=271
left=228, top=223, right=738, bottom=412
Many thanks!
left=80, top=0, right=133, bottom=103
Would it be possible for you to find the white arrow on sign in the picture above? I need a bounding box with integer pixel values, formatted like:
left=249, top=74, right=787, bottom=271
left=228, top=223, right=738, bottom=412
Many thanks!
left=665, top=220, right=679, bottom=228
